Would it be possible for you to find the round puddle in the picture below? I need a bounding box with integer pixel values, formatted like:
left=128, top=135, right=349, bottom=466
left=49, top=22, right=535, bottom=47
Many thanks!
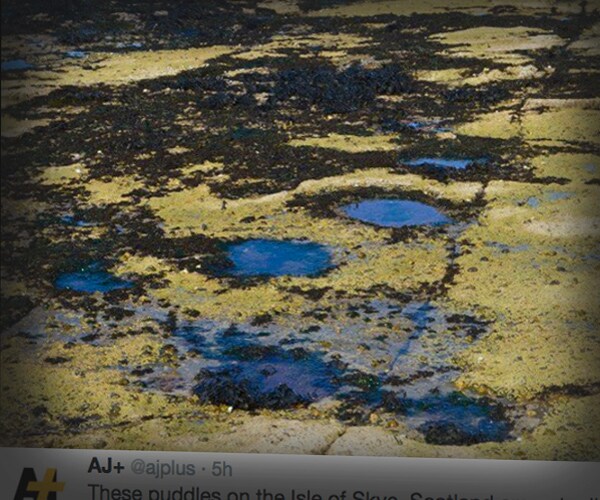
left=55, top=262, right=132, bottom=293
left=341, top=199, right=451, bottom=228
left=223, top=239, right=334, bottom=277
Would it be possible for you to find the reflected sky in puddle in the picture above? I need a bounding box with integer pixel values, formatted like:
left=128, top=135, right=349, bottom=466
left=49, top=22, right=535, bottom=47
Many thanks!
left=222, top=239, right=334, bottom=277
left=194, top=342, right=339, bottom=409
left=403, top=157, right=486, bottom=169
left=410, top=393, right=511, bottom=444
left=1, top=59, right=34, bottom=71
left=156, top=299, right=512, bottom=443
left=60, top=214, right=95, bottom=227
left=405, top=121, right=451, bottom=133
left=65, top=50, right=87, bottom=59
left=547, top=191, right=572, bottom=201
left=170, top=322, right=340, bottom=409
left=55, top=262, right=132, bottom=293
left=525, top=191, right=573, bottom=208
left=382, top=119, right=449, bottom=133
left=341, top=199, right=451, bottom=228
left=42, top=289, right=511, bottom=442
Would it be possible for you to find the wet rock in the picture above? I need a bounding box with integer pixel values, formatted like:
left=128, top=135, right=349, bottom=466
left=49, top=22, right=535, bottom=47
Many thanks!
left=259, top=384, right=307, bottom=409
left=343, top=371, right=380, bottom=392
left=419, top=421, right=481, bottom=446
left=193, top=369, right=307, bottom=410
left=131, top=366, right=154, bottom=376
left=443, top=85, right=509, bottom=105
left=199, top=92, right=237, bottom=110
left=222, top=343, right=279, bottom=361
left=380, top=391, right=409, bottom=413
left=44, top=356, right=71, bottom=364
left=0, top=295, right=34, bottom=331
left=273, top=63, right=413, bottom=113
left=194, top=370, right=255, bottom=409
left=251, top=312, right=273, bottom=326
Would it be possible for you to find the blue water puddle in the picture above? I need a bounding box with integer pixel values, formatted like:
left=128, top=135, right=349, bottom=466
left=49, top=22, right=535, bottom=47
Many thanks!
left=173, top=324, right=340, bottom=409
left=525, top=192, right=572, bottom=208
left=341, top=199, right=451, bottom=228
left=222, top=239, right=334, bottom=277
left=405, top=121, right=451, bottom=133
left=55, top=262, right=132, bottom=293
left=407, top=393, right=511, bottom=444
left=547, top=191, right=572, bottom=201
left=403, top=157, right=486, bottom=170
left=200, top=346, right=338, bottom=406
left=41, top=299, right=507, bottom=445
left=164, top=300, right=512, bottom=443
left=1, top=59, right=34, bottom=72
left=332, top=301, right=510, bottom=443
left=387, top=302, right=437, bottom=370
left=382, top=119, right=449, bottom=133
left=372, top=303, right=511, bottom=444
left=376, top=385, right=511, bottom=445
left=60, top=214, right=94, bottom=227
left=65, top=50, right=87, bottom=59
left=115, top=41, right=143, bottom=49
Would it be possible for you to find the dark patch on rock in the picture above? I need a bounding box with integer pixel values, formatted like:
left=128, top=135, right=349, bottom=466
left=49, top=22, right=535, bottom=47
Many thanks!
left=420, top=421, right=482, bottom=445
left=273, top=63, right=413, bottom=114
left=194, top=368, right=307, bottom=410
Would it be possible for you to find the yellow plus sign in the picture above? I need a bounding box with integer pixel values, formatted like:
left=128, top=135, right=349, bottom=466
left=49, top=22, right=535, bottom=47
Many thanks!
left=27, top=468, right=65, bottom=500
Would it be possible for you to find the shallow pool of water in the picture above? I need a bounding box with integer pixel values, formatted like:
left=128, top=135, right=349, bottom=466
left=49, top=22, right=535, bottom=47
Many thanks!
left=407, top=121, right=451, bottom=133
left=223, top=239, right=334, bottom=277
left=547, top=191, right=572, bottom=201
left=65, top=50, right=87, bottom=59
left=170, top=301, right=514, bottom=441
left=173, top=324, right=340, bottom=409
left=1, top=59, right=34, bottom=72
left=55, top=262, right=132, bottom=293
left=194, top=344, right=339, bottom=409
left=60, top=214, right=94, bottom=227
left=341, top=199, right=451, bottom=228
left=411, top=392, right=512, bottom=444
left=404, top=157, right=485, bottom=169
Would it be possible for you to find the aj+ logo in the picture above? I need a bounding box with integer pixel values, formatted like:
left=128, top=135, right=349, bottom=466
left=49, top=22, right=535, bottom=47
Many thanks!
left=14, top=468, right=65, bottom=500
